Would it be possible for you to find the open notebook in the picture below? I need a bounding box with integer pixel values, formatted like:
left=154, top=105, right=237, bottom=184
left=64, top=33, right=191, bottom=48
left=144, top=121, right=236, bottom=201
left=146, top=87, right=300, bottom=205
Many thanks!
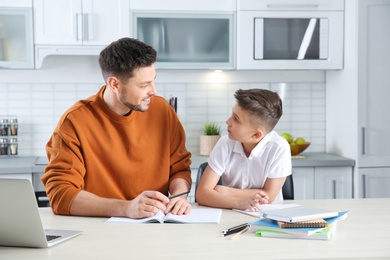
left=0, top=178, right=82, bottom=248
left=106, top=208, right=222, bottom=224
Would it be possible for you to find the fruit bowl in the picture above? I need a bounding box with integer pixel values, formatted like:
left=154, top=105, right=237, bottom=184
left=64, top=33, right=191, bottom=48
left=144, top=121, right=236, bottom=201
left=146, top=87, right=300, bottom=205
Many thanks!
left=290, top=142, right=310, bottom=156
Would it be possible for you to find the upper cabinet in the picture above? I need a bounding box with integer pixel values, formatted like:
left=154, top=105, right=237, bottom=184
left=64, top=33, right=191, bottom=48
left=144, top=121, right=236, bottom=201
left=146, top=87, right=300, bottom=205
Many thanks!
left=237, top=0, right=345, bottom=70
left=130, top=0, right=236, bottom=70
left=33, top=0, right=129, bottom=68
left=0, top=0, right=34, bottom=69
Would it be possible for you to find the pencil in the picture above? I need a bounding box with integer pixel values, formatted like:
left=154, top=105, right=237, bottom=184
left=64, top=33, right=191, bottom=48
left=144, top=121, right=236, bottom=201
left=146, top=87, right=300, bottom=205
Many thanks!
left=230, top=226, right=249, bottom=240
left=168, top=191, right=190, bottom=200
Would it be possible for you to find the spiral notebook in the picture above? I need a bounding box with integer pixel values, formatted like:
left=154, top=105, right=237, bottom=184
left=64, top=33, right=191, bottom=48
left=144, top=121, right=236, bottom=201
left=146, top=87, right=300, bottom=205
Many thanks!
left=277, top=219, right=328, bottom=228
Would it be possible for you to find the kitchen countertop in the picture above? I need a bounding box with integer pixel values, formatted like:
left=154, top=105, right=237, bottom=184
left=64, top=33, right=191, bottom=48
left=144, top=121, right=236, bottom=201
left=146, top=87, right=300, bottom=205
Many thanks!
left=0, top=152, right=355, bottom=175
left=191, top=152, right=355, bottom=169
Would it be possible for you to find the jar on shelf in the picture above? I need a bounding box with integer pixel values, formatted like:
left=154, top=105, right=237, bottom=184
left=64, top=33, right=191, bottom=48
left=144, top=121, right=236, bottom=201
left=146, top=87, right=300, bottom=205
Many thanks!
left=8, top=138, right=18, bottom=156
left=0, top=118, right=8, bottom=136
left=0, top=138, right=8, bottom=155
left=9, top=118, right=18, bottom=136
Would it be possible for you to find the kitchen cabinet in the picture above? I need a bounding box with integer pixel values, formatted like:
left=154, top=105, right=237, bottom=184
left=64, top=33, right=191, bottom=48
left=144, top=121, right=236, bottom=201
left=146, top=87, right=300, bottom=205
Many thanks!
left=326, top=0, right=390, bottom=198
left=293, top=166, right=353, bottom=200
left=189, top=168, right=198, bottom=203
left=357, top=0, right=390, bottom=168
left=33, top=0, right=129, bottom=68
left=291, top=167, right=314, bottom=200
left=191, top=153, right=354, bottom=201
left=0, top=3, right=33, bottom=69
left=0, top=173, right=32, bottom=182
left=357, top=0, right=390, bottom=198
left=130, top=0, right=236, bottom=69
left=359, top=168, right=390, bottom=198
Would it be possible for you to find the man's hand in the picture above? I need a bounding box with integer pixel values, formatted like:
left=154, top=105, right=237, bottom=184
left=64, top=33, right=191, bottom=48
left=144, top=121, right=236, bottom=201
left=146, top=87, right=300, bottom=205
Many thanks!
left=164, top=196, right=191, bottom=216
left=125, top=191, right=169, bottom=219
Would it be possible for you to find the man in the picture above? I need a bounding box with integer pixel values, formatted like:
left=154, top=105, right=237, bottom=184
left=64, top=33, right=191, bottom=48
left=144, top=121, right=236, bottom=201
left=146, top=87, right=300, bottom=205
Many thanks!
left=42, top=38, right=192, bottom=219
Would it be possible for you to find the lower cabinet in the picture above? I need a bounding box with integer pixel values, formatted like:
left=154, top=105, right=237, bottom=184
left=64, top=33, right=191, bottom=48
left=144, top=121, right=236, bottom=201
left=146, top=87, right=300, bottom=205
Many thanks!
left=358, top=167, right=390, bottom=198
left=190, top=165, right=353, bottom=202
left=0, top=173, right=32, bottom=182
left=189, top=168, right=198, bottom=203
left=293, top=167, right=353, bottom=200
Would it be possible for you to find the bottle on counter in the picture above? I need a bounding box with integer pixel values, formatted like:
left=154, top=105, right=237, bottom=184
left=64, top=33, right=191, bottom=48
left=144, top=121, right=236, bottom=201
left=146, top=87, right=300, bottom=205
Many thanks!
left=8, top=138, right=17, bottom=156
left=0, top=138, right=8, bottom=155
left=0, top=118, right=8, bottom=136
left=9, top=118, right=18, bottom=136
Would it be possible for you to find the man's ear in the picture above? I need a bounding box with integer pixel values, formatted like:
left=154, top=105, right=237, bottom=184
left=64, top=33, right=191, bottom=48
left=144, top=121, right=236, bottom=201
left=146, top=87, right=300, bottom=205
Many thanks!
left=106, top=76, right=120, bottom=93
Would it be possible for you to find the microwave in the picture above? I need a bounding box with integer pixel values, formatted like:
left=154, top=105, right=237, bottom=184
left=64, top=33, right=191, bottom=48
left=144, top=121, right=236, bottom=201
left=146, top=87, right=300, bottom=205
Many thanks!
left=238, top=0, right=344, bottom=70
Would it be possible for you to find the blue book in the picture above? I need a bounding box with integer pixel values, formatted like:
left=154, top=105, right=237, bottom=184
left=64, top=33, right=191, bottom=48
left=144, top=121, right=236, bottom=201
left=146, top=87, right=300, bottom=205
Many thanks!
left=251, top=211, right=348, bottom=237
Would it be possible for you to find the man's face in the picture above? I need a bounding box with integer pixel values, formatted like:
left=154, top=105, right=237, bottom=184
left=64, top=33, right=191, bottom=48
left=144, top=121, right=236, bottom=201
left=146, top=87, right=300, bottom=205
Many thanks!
left=118, top=65, right=157, bottom=112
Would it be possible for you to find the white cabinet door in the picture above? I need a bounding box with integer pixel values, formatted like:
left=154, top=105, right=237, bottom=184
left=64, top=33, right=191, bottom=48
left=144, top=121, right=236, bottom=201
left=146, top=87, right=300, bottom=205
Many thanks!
left=314, top=167, right=352, bottom=199
left=33, top=0, right=129, bottom=45
left=358, top=0, right=390, bottom=168
left=292, top=167, right=314, bottom=200
left=189, top=168, right=197, bottom=203
left=80, top=0, right=129, bottom=45
left=359, top=168, right=390, bottom=198
left=0, top=173, right=32, bottom=182
left=33, top=0, right=81, bottom=45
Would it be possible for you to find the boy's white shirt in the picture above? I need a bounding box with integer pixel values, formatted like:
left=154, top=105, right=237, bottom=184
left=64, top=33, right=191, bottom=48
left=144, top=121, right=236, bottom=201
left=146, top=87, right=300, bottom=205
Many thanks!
left=207, top=131, right=292, bottom=201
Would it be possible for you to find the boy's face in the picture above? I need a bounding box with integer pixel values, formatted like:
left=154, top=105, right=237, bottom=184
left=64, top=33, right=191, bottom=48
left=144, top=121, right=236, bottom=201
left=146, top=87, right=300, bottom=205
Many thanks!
left=226, top=104, right=260, bottom=143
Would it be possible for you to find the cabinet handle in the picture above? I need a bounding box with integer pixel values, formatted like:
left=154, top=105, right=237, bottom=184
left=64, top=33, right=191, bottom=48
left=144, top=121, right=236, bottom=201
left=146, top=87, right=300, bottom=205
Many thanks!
left=266, top=4, right=319, bottom=9
left=361, top=127, right=366, bottom=155
left=332, top=180, right=336, bottom=199
left=76, top=13, right=83, bottom=41
left=83, top=14, right=89, bottom=41
left=362, top=174, right=366, bottom=198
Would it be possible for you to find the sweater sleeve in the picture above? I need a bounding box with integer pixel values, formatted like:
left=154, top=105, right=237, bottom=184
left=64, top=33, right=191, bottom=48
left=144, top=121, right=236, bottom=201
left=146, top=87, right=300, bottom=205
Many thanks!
left=42, top=117, right=86, bottom=215
left=167, top=106, right=192, bottom=188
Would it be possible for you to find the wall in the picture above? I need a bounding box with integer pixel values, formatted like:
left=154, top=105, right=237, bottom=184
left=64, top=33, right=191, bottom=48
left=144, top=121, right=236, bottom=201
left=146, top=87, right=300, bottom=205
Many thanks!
left=0, top=55, right=326, bottom=157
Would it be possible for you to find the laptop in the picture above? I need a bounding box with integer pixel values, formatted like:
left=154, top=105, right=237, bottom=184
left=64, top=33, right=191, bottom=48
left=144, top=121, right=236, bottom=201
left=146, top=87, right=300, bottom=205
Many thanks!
left=0, top=178, right=82, bottom=248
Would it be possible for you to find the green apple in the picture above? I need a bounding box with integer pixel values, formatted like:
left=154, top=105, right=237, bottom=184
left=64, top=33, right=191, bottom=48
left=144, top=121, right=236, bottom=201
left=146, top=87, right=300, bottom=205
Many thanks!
left=295, top=137, right=307, bottom=145
left=280, top=133, right=293, bottom=144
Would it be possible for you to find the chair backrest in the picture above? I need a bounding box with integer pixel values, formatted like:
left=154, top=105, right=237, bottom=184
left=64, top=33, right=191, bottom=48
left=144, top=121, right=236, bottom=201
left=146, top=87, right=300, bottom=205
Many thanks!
left=195, top=162, right=294, bottom=201
left=282, top=174, right=294, bottom=200
left=34, top=191, right=50, bottom=207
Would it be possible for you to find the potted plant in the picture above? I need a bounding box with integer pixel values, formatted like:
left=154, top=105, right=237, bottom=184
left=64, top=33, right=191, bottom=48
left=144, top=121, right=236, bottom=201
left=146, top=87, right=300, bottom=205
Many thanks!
left=199, top=123, right=221, bottom=156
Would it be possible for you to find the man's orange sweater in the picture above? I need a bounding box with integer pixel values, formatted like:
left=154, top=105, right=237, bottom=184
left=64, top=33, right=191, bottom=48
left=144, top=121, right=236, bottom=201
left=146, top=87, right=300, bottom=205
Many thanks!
left=42, top=86, right=192, bottom=215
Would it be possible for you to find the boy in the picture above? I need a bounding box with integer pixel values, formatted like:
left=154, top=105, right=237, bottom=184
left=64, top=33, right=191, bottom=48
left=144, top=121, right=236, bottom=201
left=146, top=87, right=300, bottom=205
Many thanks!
left=196, top=89, right=291, bottom=211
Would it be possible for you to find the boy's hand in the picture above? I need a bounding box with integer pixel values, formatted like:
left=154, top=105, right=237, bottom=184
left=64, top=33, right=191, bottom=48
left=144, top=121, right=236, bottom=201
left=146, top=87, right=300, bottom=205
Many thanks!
left=256, top=191, right=269, bottom=204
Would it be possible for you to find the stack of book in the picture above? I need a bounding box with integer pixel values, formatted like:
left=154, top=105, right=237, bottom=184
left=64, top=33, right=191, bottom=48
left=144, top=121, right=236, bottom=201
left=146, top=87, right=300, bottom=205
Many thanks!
left=250, top=205, right=348, bottom=240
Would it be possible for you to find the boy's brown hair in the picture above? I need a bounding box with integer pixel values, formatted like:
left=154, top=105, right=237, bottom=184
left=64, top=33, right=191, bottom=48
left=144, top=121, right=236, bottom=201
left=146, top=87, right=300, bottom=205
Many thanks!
left=234, top=89, right=283, bottom=133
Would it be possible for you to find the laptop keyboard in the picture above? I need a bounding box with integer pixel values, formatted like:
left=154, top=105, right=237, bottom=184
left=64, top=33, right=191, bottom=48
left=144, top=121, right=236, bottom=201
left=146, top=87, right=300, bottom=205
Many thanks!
left=46, top=235, right=62, bottom=241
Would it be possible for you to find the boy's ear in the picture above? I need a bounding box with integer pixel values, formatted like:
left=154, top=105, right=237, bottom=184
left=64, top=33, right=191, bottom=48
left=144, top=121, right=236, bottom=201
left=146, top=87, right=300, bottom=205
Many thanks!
left=252, top=128, right=264, bottom=140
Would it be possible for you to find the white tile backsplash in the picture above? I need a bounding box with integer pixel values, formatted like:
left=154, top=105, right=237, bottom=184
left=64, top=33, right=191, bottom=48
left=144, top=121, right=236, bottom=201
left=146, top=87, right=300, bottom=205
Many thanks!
left=0, top=67, right=326, bottom=157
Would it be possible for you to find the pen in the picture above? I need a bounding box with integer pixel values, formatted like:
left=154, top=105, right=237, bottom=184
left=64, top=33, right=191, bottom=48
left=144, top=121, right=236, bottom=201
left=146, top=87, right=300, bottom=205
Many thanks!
left=230, top=226, right=250, bottom=240
left=222, top=223, right=250, bottom=237
left=168, top=191, right=190, bottom=200
left=222, top=223, right=249, bottom=234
